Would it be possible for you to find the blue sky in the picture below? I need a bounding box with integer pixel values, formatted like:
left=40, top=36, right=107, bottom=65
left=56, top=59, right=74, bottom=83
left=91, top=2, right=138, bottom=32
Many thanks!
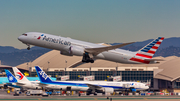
left=0, top=0, right=180, bottom=49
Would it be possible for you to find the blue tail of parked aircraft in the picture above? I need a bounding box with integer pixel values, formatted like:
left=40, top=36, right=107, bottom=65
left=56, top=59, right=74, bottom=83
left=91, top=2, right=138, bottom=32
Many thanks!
left=4, top=69, right=17, bottom=83
left=35, top=66, right=52, bottom=83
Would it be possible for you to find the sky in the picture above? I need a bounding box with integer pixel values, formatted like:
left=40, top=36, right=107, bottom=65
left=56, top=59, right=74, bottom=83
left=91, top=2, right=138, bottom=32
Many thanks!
left=0, top=0, right=180, bottom=49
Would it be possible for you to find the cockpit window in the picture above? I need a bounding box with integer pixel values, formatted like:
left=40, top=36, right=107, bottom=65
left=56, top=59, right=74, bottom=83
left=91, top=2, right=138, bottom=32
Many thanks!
left=22, top=33, right=27, bottom=36
left=145, top=84, right=149, bottom=86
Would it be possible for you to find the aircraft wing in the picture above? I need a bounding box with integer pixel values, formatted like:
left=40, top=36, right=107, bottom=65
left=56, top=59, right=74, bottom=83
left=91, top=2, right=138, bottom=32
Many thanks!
left=38, top=83, right=48, bottom=87
left=86, top=83, right=102, bottom=89
left=16, top=83, right=25, bottom=85
left=85, top=42, right=134, bottom=55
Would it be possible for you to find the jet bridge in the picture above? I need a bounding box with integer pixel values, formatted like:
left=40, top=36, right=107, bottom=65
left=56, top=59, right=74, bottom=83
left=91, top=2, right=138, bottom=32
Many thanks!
left=78, top=76, right=95, bottom=81
left=56, top=75, right=69, bottom=81
left=107, top=76, right=122, bottom=82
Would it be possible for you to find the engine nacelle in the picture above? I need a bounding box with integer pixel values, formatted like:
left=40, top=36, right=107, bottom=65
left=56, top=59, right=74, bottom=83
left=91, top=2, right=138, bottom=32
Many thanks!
left=103, top=88, right=114, bottom=93
left=60, top=50, right=73, bottom=56
left=129, top=87, right=136, bottom=92
left=60, top=46, right=84, bottom=56
left=3, top=84, right=8, bottom=89
left=96, top=87, right=114, bottom=94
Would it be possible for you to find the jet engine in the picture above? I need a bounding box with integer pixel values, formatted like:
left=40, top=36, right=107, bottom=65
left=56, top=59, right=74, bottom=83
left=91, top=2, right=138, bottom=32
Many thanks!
left=3, top=84, right=8, bottom=89
left=60, top=46, right=84, bottom=56
left=129, top=87, right=136, bottom=92
left=96, top=87, right=114, bottom=94
left=60, top=50, right=73, bottom=56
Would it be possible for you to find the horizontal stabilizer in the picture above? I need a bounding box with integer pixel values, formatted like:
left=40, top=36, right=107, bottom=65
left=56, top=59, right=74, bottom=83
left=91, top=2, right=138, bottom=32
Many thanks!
left=16, top=83, right=25, bottom=85
left=144, top=59, right=164, bottom=61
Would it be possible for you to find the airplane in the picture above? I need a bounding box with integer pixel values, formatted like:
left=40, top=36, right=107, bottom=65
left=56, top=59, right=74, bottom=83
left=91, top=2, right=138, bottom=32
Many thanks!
left=18, top=32, right=164, bottom=64
left=35, top=66, right=149, bottom=95
left=0, top=75, right=56, bottom=89
left=6, top=67, right=42, bottom=90
left=0, top=76, right=56, bottom=85
left=4, top=69, right=21, bottom=89
left=11, top=67, right=59, bottom=91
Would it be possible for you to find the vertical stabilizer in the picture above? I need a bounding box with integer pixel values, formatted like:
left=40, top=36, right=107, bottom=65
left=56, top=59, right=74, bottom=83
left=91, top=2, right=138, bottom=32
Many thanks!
left=12, top=67, right=30, bottom=82
left=35, top=66, right=52, bottom=83
left=5, top=69, right=17, bottom=83
left=130, top=37, right=164, bottom=64
left=136, top=37, right=164, bottom=59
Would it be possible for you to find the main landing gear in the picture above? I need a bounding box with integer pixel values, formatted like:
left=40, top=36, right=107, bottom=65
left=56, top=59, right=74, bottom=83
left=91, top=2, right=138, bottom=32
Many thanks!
left=82, top=52, right=94, bottom=63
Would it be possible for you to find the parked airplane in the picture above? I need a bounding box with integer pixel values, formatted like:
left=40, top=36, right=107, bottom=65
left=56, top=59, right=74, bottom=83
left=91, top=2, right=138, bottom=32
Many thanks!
left=35, top=66, right=149, bottom=95
left=6, top=67, right=42, bottom=90
left=18, top=32, right=164, bottom=64
left=0, top=76, right=56, bottom=85
left=0, top=76, right=56, bottom=89
left=4, top=69, right=20, bottom=88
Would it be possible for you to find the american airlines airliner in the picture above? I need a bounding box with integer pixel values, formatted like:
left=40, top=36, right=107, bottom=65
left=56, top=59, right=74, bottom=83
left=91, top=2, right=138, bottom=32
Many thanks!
left=18, top=32, right=164, bottom=64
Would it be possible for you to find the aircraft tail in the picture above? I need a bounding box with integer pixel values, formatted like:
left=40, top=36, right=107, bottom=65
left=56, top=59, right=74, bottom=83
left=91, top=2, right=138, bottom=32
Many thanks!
left=12, top=67, right=30, bottom=82
left=130, top=37, right=164, bottom=64
left=136, top=37, right=164, bottom=58
left=5, top=69, right=17, bottom=83
left=35, top=66, right=52, bottom=83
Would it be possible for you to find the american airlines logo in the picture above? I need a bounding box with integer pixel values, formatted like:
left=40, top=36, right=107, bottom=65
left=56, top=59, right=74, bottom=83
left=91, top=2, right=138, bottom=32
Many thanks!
left=37, top=34, right=44, bottom=39
left=42, top=36, right=71, bottom=46
left=38, top=71, right=48, bottom=80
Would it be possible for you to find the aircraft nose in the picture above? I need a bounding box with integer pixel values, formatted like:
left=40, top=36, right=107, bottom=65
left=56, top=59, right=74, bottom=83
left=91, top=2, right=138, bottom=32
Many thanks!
left=18, top=36, right=22, bottom=41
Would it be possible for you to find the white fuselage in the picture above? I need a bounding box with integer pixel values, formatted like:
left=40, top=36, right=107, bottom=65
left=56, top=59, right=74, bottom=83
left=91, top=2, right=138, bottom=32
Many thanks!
left=18, top=32, right=145, bottom=64
left=14, top=81, right=42, bottom=90
left=42, top=80, right=149, bottom=91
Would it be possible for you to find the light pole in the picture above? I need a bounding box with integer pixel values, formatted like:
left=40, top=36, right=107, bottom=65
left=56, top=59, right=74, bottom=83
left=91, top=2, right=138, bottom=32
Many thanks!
left=48, top=61, right=50, bottom=71
left=65, top=60, right=67, bottom=75
left=65, top=60, right=67, bottom=68
left=27, top=62, right=28, bottom=71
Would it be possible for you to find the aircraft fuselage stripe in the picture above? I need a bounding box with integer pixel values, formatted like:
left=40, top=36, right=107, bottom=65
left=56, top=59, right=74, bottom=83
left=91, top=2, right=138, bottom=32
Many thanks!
left=136, top=53, right=152, bottom=59
left=130, top=57, right=150, bottom=64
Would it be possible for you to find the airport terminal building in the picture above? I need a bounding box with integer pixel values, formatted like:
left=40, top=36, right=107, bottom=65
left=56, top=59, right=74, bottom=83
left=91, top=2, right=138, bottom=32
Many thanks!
left=2, top=50, right=180, bottom=93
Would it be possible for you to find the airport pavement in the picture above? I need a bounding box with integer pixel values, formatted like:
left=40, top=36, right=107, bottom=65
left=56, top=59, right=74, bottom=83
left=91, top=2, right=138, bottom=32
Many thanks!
left=1, top=94, right=180, bottom=101
left=1, top=90, right=180, bottom=101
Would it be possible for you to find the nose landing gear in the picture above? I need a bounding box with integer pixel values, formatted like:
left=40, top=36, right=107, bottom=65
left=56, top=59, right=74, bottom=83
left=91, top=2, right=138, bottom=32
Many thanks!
left=27, top=45, right=30, bottom=50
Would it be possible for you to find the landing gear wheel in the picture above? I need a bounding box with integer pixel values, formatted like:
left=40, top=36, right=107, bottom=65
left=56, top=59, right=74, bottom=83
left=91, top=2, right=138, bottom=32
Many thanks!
left=90, top=59, right=94, bottom=63
left=27, top=47, right=30, bottom=50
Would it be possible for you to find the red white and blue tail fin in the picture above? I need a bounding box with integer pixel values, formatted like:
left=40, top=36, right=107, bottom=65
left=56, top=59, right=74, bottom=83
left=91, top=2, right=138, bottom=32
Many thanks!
left=130, top=37, right=164, bottom=64
left=136, top=37, right=164, bottom=59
